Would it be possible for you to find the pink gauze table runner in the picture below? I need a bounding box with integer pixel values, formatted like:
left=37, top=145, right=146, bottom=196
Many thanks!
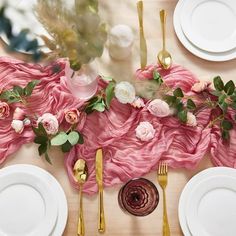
left=0, top=57, right=235, bottom=194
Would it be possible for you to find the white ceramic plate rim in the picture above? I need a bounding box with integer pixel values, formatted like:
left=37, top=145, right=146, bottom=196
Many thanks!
left=186, top=175, right=236, bottom=236
left=180, top=0, right=236, bottom=53
left=173, top=0, right=236, bottom=61
left=0, top=169, right=58, bottom=236
left=178, top=167, right=236, bottom=236
left=0, top=165, right=68, bottom=236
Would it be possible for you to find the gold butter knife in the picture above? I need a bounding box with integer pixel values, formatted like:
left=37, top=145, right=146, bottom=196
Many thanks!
left=96, top=148, right=105, bottom=233
left=137, top=0, right=147, bottom=69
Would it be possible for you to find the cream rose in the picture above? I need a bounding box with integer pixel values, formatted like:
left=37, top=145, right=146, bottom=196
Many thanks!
left=37, top=113, right=59, bottom=135
left=135, top=121, right=155, bottom=141
left=65, top=108, right=80, bottom=124
left=147, top=99, right=170, bottom=117
left=191, top=81, right=209, bottom=93
left=11, top=120, right=24, bottom=134
left=0, top=101, right=10, bottom=119
left=186, top=112, right=197, bottom=127
left=115, top=81, right=136, bottom=104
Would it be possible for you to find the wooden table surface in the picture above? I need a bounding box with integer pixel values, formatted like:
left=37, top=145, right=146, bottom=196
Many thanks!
left=1, top=1, right=236, bottom=236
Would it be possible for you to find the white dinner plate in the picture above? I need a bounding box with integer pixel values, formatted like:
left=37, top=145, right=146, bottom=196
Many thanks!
left=1, top=0, right=50, bottom=52
left=0, top=165, right=68, bottom=236
left=186, top=175, right=236, bottom=236
left=173, top=0, right=236, bottom=61
left=178, top=167, right=236, bottom=236
left=180, top=0, right=236, bottom=53
left=0, top=167, right=58, bottom=236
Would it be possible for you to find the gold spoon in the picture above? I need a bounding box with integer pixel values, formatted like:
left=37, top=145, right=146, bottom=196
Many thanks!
left=74, top=159, right=88, bottom=236
left=157, top=9, right=172, bottom=69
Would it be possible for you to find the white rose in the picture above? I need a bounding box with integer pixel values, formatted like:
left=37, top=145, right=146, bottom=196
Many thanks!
left=11, top=120, right=24, bottom=134
left=191, top=81, right=209, bottom=93
left=186, top=112, right=197, bottom=127
left=115, top=81, right=136, bottom=104
left=135, top=121, right=155, bottom=141
left=147, top=99, right=170, bottom=117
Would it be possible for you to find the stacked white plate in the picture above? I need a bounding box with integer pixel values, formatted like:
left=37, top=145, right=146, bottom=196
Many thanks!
left=178, top=167, right=236, bottom=236
left=173, top=0, right=236, bottom=61
left=0, top=164, right=68, bottom=236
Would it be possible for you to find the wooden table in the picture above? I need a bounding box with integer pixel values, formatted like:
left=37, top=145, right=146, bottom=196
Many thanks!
left=1, top=1, right=236, bottom=235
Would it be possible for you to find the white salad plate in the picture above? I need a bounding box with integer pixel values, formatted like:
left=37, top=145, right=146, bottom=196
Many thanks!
left=0, top=164, right=68, bottom=236
left=180, top=0, right=236, bottom=53
left=178, top=167, right=236, bottom=236
left=173, top=0, right=236, bottom=61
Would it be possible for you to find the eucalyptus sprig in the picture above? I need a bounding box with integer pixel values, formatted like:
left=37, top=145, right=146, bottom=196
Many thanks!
left=33, top=123, right=84, bottom=164
left=84, top=76, right=116, bottom=113
left=0, top=80, right=40, bottom=104
left=165, top=87, right=196, bottom=123
left=209, top=76, right=236, bottom=139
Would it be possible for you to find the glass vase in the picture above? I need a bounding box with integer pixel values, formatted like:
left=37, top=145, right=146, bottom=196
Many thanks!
left=66, top=61, right=98, bottom=100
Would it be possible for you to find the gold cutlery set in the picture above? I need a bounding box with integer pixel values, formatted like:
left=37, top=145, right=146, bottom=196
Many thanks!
left=137, top=0, right=172, bottom=70
left=73, top=149, right=105, bottom=236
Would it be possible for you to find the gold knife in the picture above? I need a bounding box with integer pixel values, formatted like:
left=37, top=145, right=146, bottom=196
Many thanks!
left=137, top=0, right=147, bottom=69
left=96, top=148, right=105, bottom=233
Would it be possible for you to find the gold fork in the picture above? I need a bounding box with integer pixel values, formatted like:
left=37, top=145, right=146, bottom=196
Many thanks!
left=158, top=162, right=170, bottom=236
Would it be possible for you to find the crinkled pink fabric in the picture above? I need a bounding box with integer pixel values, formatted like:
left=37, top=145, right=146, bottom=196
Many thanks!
left=0, top=58, right=235, bottom=195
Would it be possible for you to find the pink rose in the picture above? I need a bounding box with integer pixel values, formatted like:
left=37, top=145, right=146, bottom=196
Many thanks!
left=191, top=81, right=210, bottom=93
left=65, top=108, right=80, bottom=124
left=13, top=107, right=25, bottom=120
left=130, top=97, right=145, bottom=109
left=135, top=64, right=156, bottom=80
left=0, top=101, right=10, bottom=119
left=147, top=99, right=170, bottom=117
left=186, top=112, right=197, bottom=127
left=37, top=113, right=59, bottom=135
left=135, top=121, right=155, bottom=141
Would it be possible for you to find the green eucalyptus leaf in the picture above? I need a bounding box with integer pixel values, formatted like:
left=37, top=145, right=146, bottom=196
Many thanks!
left=34, top=136, right=48, bottom=144
left=222, top=130, right=230, bottom=140
left=23, top=80, right=40, bottom=96
left=77, top=132, right=84, bottom=144
left=13, top=85, right=23, bottom=96
left=7, top=97, right=21, bottom=103
left=176, top=101, right=184, bottom=112
left=210, top=90, right=222, bottom=97
left=213, top=76, right=224, bottom=91
left=218, top=94, right=227, bottom=104
left=165, top=95, right=177, bottom=106
left=105, top=82, right=115, bottom=109
left=51, top=132, right=68, bottom=146
left=221, top=120, right=233, bottom=130
left=153, top=70, right=163, bottom=86
left=187, top=99, right=196, bottom=110
left=38, top=143, right=47, bottom=156
left=178, top=110, right=187, bottom=123
left=93, top=102, right=106, bottom=112
left=61, top=141, right=73, bottom=153
left=68, top=131, right=80, bottom=145
left=173, top=88, right=184, bottom=98
left=219, top=102, right=228, bottom=113
left=224, top=80, right=235, bottom=95
left=44, top=152, right=52, bottom=165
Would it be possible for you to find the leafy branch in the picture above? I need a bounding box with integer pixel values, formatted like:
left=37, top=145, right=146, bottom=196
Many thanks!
left=0, top=80, right=40, bottom=104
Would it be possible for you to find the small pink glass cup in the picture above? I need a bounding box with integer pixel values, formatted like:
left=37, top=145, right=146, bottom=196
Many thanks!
left=118, top=178, right=159, bottom=216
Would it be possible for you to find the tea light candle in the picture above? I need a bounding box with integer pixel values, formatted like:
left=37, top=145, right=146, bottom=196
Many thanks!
left=108, top=24, right=134, bottom=60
